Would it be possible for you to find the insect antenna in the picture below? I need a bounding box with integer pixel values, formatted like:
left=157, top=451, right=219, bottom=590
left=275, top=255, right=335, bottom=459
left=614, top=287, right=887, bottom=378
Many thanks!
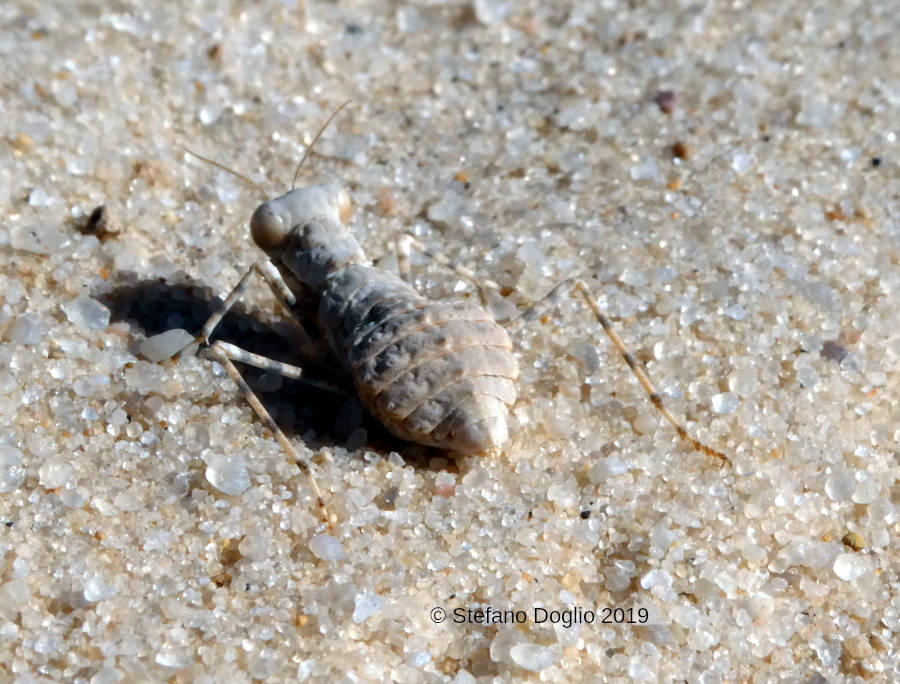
left=290, top=100, right=351, bottom=190
left=184, top=148, right=267, bottom=196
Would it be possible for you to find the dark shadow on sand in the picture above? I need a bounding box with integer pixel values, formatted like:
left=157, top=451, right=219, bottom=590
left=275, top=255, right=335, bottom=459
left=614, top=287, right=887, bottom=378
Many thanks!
left=99, top=272, right=433, bottom=461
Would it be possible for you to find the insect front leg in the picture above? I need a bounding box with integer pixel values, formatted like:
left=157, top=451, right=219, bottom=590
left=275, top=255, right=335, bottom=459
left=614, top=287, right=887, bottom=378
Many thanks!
left=208, top=341, right=332, bottom=524
left=173, top=260, right=342, bottom=523
left=210, top=341, right=351, bottom=397
left=176, top=259, right=297, bottom=358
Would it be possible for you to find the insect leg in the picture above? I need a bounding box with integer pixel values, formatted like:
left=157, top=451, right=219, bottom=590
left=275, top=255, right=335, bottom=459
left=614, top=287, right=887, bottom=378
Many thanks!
left=397, top=234, right=502, bottom=293
left=211, top=340, right=351, bottom=397
left=512, top=277, right=728, bottom=464
left=573, top=281, right=727, bottom=463
left=395, top=235, right=413, bottom=284
left=176, top=259, right=297, bottom=359
left=208, top=341, right=332, bottom=523
left=505, top=278, right=574, bottom=335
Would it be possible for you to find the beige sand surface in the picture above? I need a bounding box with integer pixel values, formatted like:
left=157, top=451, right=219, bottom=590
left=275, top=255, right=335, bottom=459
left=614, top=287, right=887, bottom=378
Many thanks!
left=1, top=1, right=897, bottom=680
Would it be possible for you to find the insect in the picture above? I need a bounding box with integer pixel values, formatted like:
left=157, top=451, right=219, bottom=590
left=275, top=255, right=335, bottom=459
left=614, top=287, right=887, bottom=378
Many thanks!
left=174, top=104, right=726, bottom=519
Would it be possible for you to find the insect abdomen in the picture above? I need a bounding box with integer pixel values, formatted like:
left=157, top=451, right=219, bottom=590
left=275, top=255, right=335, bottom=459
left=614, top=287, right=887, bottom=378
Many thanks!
left=320, top=265, right=518, bottom=451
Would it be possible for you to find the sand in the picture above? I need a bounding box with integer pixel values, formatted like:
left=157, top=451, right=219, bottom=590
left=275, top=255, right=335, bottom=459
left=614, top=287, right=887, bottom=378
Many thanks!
left=1, top=1, right=897, bottom=681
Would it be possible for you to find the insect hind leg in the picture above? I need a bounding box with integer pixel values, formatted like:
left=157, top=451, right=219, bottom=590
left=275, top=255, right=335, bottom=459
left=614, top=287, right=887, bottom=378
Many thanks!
left=512, top=277, right=728, bottom=464
left=573, top=281, right=728, bottom=464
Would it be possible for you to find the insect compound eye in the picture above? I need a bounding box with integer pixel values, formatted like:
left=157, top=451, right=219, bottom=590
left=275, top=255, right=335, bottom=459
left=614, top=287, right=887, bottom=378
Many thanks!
left=250, top=203, right=288, bottom=251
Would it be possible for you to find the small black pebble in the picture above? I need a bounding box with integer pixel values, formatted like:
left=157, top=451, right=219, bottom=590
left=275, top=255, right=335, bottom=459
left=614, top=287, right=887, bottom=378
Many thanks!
left=871, top=157, right=882, bottom=167
left=821, top=340, right=849, bottom=364
left=654, top=90, right=676, bottom=114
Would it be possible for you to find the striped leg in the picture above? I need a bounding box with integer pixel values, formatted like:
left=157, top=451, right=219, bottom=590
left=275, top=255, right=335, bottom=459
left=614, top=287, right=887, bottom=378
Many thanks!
left=511, top=278, right=728, bottom=464
left=208, top=341, right=332, bottom=524
left=572, top=281, right=727, bottom=463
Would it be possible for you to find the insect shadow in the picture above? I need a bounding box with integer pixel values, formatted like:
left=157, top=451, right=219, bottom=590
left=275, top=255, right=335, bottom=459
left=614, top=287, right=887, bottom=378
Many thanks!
left=99, top=274, right=428, bottom=460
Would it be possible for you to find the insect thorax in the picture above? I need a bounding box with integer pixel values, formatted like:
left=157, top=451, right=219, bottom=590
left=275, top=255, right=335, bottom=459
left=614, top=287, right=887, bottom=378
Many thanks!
left=276, top=217, right=367, bottom=290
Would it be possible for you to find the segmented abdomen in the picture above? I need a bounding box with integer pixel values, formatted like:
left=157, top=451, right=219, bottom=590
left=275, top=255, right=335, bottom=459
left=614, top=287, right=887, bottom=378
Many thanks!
left=319, top=265, right=518, bottom=451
